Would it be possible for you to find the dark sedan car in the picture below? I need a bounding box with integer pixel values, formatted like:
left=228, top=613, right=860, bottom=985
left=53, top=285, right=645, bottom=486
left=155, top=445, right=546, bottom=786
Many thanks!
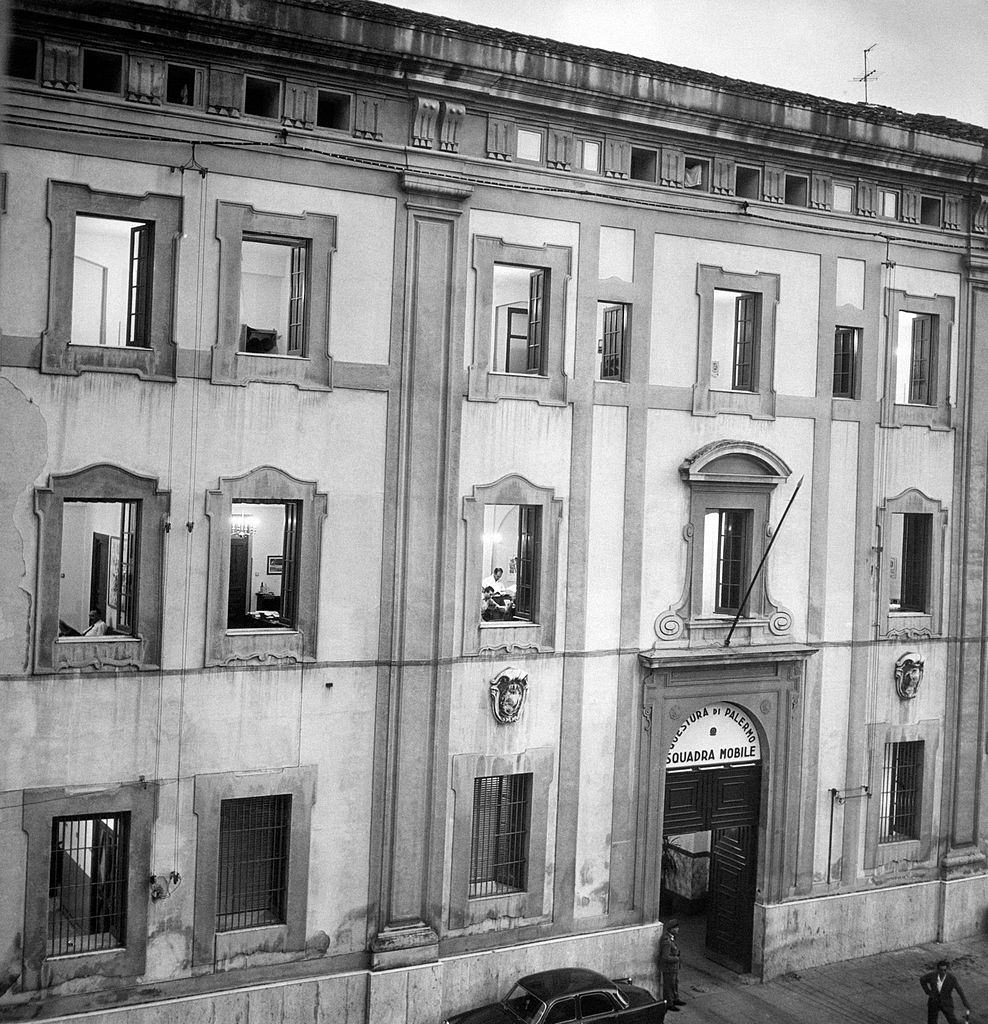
left=444, top=967, right=666, bottom=1024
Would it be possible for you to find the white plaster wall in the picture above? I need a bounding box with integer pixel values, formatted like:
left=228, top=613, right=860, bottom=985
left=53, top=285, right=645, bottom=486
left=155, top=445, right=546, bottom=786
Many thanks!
left=585, top=406, right=627, bottom=650
left=823, top=422, right=859, bottom=642
left=639, top=410, right=814, bottom=648
left=573, top=655, right=619, bottom=919
left=466, top=210, right=580, bottom=379
left=759, top=882, right=940, bottom=977
left=650, top=235, right=820, bottom=396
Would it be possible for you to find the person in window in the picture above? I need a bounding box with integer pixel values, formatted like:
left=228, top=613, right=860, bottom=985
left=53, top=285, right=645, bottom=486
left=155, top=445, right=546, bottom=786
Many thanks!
left=481, top=584, right=515, bottom=622
left=83, top=608, right=107, bottom=637
left=482, top=567, right=506, bottom=592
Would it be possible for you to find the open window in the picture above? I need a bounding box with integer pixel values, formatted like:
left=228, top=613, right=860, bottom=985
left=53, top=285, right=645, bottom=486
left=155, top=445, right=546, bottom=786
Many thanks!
left=44, top=182, right=182, bottom=379
left=596, top=301, right=630, bottom=382
left=226, top=501, right=300, bottom=630
left=694, top=266, right=779, bottom=418
left=480, top=504, right=541, bottom=624
left=882, top=290, right=953, bottom=429
left=491, top=265, right=548, bottom=375
left=655, top=441, right=794, bottom=647
left=877, top=488, right=946, bottom=637
left=238, top=238, right=308, bottom=356
left=684, top=157, right=709, bottom=190
left=214, top=203, right=336, bottom=388
left=205, top=467, right=327, bottom=666
left=463, top=474, right=562, bottom=655
left=21, top=780, right=156, bottom=990
left=34, top=465, right=169, bottom=673
left=469, top=236, right=571, bottom=404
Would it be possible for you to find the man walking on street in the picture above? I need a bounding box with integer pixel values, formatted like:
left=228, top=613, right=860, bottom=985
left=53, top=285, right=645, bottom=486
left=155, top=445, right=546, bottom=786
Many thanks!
left=920, top=959, right=972, bottom=1024
left=657, top=919, right=686, bottom=1012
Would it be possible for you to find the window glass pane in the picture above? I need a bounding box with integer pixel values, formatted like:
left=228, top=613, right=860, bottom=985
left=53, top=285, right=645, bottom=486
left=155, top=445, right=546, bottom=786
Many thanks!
left=49, top=813, right=128, bottom=956
left=544, top=998, right=577, bottom=1024
left=701, top=508, right=750, bottom=614
left=216, top=795, right=291, bottom=931
left=833, top=327, right=858, bottom=398
left=228, top=501, right=298, bottom=629
left=516, top=128, right=543, bottom=162
left=580, top=140, right=600, bottom=172
left=832, top=183, right=854, bottom=212
left=597, top=301, right=628, bottom=381
left=58, top=500, right=137, bottom=638
left=72, top=216, right=150, bottom=348
left=880, top=189, right=899, bottom=219
left=580, top=992, right=615, bottom=1016
left=239, top=239, right=307, bottom=356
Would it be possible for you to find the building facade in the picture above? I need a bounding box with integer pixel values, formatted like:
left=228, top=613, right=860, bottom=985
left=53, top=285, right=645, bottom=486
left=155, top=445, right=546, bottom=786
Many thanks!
left=2, top=1, right=988, bottom=1020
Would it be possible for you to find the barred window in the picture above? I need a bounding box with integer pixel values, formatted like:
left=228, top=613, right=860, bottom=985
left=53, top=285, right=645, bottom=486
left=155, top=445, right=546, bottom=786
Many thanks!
left=880, top=741, right=923, bottom=842
left=217, top=795, right=291, bottom=932
left=48, top=814, right=129, bottom=957
left=469, top=774, right=531, bottom=898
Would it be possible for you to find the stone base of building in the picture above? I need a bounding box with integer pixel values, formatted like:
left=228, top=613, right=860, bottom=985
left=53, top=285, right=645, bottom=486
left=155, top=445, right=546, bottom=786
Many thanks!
left=758, top=875, right=988, bottom=979
left=0, top=925, right=663, bottom=1024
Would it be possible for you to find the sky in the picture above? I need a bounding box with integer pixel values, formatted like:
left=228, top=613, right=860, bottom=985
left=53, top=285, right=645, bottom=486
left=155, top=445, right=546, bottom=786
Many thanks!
left=380, top=0, right=988, bottom=128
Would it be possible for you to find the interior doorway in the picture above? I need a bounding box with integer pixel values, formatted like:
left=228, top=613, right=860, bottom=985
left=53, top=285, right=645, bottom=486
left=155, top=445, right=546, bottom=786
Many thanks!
left=661, top=703, right=762, bottom=973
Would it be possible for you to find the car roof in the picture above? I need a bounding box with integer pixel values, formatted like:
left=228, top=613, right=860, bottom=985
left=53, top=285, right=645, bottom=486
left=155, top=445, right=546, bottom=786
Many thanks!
left=516, top=969, right=614, bottom=1001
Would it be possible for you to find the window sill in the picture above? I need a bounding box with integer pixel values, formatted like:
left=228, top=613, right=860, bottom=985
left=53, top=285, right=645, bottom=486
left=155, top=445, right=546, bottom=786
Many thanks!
left=238, top=351, right=309, bottom=362
left=226, top=627, right=299, bottom=636
left=46, top=945, right=125, bottom=962
left=68, top=342, right=154, bottom=352
left=50, top=634, right=147, bottom=671
left=490, top=370, right=548, bottom=379
left=480, top=619, right=540, bottom=629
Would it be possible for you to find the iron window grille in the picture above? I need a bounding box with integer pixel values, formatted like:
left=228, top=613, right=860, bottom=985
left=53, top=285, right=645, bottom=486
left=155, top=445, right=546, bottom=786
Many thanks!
left=48, top=813, right=129, bottom=957
left=715, top=509, right=751, bottom=615
left=599, top=303, right=628, bottom=381
left=880, top=741, right=923, bottom=842
left=908, top=314, right=935, bottom=405
left=833, top=327, right=858, bottom=398
left=732, top=293, right=757, bottom=391
left=898, top=513, right=932, bottom=613
left=216, top=795, right=292, bottom=932
left=469, top=774, right=532, bottom=898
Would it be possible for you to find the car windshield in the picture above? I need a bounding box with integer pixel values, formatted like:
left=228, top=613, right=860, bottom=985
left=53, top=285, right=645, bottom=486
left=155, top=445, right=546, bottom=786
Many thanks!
left=502, top=984, right=547, bottom=1023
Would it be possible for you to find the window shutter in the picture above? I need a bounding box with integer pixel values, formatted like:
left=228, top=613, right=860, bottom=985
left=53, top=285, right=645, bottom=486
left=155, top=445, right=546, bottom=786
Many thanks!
left=286, top=243, right=307, bottom=355
left=117, top=500, right=138, bottom=631
left=909, top=314, right=932, bottom=404
left=127, top=223, right=153, bottom=347
left=515, top=505, right=541, bottom=619
left=732, top=294, right=756, bottom=390
left=281, top=502, right=300, bottom=627
left=526, top=269, right=547, bottom=374
left=601, top=304, right=624, bottom=380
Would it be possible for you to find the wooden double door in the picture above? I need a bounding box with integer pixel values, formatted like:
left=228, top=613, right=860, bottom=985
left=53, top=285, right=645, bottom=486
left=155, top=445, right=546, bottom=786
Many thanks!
left=663, top=764, right=761, bottom=972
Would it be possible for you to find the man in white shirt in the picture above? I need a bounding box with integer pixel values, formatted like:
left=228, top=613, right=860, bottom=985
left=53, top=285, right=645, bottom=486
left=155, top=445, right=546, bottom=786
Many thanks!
left=482, top=567, right=505, bottom=593
left=83, top=609, right=108, bottom=637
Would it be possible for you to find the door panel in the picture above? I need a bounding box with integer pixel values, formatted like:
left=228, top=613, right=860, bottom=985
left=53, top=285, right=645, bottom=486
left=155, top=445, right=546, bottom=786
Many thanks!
left=706, top=824, right=757, bottom=971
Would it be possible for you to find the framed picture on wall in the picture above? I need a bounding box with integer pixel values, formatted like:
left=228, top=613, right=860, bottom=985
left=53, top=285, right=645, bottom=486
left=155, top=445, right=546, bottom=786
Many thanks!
left=107, top=536, right=121, bottom=609
left=266, top=555, right=284, bottom=575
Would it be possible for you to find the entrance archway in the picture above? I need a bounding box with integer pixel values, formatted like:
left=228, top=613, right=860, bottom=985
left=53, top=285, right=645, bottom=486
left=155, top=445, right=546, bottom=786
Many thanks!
left=662, top=702, right=761, bottom=972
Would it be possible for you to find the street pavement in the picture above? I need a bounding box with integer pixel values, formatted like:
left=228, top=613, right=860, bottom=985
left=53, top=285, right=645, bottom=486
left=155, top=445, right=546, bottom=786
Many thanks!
left=672, top=925, right=988, bottom=1023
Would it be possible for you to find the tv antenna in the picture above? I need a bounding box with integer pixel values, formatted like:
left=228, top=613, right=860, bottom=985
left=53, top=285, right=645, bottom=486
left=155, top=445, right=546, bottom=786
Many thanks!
left=853, top=43, right=879, bottom=104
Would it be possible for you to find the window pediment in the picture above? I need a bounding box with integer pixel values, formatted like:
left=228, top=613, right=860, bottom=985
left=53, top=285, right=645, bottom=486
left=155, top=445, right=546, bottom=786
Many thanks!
left=680, top=439, right=792, bottom=485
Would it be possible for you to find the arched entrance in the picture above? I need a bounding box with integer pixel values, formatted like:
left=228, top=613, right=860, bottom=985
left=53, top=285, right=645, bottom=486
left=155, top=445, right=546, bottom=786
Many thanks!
left=662, top=702, right=761, bottom=972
